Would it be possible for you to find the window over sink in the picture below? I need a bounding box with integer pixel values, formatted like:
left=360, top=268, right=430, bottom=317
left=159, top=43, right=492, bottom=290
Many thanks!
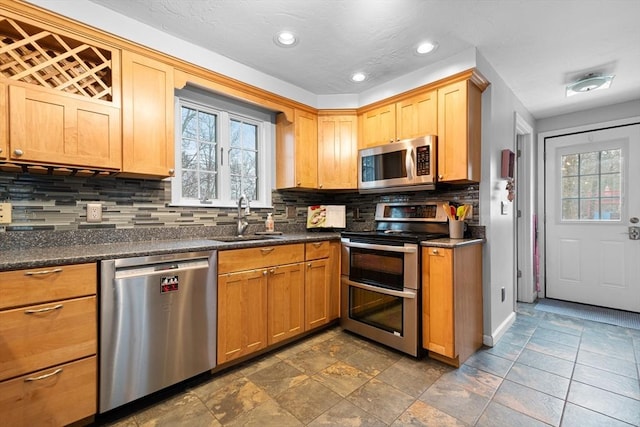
left=171, top=86, right=275, bottom=208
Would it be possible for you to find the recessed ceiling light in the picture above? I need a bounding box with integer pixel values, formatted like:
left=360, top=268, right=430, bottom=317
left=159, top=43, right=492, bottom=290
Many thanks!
left=274, top=30, right=298, bottom=47
left=566, top=73, right=614, bottom=97
left=416, top=41, right=438, bottom=54
left=351, top=72, right=367, bottom=82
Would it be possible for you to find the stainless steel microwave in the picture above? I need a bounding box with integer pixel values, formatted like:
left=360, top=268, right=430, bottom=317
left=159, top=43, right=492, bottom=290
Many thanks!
left=358, top=135, right=436, bottom=193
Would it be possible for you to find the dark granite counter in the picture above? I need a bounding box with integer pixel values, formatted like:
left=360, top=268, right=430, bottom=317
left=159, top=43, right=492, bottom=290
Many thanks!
left=0, top=232, right=341, bottom=271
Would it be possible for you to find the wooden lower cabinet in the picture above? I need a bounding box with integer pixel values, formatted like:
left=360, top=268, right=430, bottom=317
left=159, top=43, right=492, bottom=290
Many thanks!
left=217, top=241, right=340, bottom=365
left=305, top=241, right=341, bottom=328
left=217, top=269, right=268, bottom=364
left=305, top=258, right=331, bottom=330
left=0, top=262, right=97, bottom=426
left=217, top=244, right=305, bottom=364
left=0, top=356, right=96, bottom=427
left=422, top=244, right=483, bottom=367
left=268, top=263, right=305, bottom=344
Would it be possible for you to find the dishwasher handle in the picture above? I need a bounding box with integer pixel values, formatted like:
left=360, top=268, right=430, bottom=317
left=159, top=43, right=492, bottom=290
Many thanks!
left=114, top=258, right=210, bottom=279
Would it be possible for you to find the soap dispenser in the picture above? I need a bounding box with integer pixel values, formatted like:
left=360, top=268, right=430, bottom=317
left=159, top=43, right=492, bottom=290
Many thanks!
left=265, top=213, right=274, bottom=232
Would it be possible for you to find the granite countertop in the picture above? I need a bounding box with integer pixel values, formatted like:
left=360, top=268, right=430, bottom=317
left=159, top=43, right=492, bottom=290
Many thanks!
left=0, top=232, right=341, bottom=272
left=421, top=237, right=485, bottom=248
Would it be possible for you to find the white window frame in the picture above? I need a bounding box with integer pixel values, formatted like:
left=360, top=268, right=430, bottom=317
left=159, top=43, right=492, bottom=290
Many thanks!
left=171, top=88, right=274, bottom=208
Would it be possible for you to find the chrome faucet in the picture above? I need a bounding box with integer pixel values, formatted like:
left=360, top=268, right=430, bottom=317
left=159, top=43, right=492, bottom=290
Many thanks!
left=236, top=194, right=250, bottom=236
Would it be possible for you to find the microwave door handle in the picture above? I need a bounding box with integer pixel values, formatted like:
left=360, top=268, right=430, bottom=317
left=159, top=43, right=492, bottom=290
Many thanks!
left=342, top=241, right=417, bottom=253
left=406, top=147, right=414, bottom=180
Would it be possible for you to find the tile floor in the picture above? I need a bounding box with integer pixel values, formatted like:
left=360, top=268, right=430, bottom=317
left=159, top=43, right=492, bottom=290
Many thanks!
left=96, top=303, right=640, bottom=426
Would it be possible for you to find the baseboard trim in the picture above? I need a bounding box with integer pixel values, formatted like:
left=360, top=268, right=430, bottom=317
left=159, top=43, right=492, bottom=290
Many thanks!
left=483, top=311, right=516, bottom=347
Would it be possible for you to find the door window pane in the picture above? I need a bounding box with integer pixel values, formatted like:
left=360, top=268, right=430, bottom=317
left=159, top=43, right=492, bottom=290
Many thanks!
left=560, top=149, right=622, bottom=221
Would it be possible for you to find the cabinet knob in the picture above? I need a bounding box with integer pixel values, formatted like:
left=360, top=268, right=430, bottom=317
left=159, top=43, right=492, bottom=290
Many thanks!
left=14, top=148, right=24, bottom=156
left=297, top=182, right=301, bottom=186
left=168, top=168, right=175, bottom=176
left=269, top=268, right=275, bottom=274
left=0, top=148, right=3, bottom=154
left=432, top=249, right=439, bottom=254
left=263, top=270, right=268, bottom=276
left=307, top=263, right=312, bottom=268
left=438, top=175, right=444, bottom=180
left=318, top=184, right=323, bottom=188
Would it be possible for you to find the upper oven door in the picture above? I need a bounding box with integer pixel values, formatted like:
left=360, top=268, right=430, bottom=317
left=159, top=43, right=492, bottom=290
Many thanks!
left=341, top=239, right=419, bottom=291
left=358, top=135, right=436, bottom=193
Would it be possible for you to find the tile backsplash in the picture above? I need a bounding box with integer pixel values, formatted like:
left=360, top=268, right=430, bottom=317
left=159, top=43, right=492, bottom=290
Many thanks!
left=0, top=172, right=481, bottom=246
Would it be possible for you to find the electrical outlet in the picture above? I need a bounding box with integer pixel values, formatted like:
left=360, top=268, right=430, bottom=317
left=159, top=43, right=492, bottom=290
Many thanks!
left=0, top=203, right=12, bottom=224
left=87, top=203, right=103, bottom=223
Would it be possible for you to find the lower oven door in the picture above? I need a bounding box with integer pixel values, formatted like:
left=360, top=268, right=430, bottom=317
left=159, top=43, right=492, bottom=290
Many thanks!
left=340, top=277, right=419, bottom=356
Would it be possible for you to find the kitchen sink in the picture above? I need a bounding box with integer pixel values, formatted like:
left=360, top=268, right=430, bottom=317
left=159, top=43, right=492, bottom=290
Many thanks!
left=210, top=235, right=281, bottom=242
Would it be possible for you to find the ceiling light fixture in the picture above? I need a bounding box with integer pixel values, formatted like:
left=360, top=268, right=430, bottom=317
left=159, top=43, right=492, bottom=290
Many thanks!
left=566, top=73, right=614, bottom=97
left=416, top=41, right=438, bottom=54
left=274, top=30, right=298, bottom=47
left=351, top=72, right=367, bottom=82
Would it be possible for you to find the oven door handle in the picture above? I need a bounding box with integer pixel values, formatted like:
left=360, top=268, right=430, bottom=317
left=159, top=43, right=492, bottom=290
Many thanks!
left=345, top=279, right=417, bottom=299
left=342, top=241, right=417, bottom=253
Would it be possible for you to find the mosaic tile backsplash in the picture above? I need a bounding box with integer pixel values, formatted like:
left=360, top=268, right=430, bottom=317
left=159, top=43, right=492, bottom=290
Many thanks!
left=0, top=172, right=481, bottom=248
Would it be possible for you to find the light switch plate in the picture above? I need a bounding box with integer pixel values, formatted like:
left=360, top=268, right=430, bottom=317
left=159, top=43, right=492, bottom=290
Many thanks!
left=87, top=203, right=102, bottom=223
left=0, top=202, right=12, bottom=224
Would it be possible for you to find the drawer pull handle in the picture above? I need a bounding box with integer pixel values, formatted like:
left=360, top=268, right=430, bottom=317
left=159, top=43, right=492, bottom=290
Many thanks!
left=260, top=247, right=275, bottom=254
left=25, top=368, right=63, bottom=382
left=24, top=304, right=63, bottom=314
left=24, top=268, right=63, bottom=276
left=312, top=242, right=323, bottom=248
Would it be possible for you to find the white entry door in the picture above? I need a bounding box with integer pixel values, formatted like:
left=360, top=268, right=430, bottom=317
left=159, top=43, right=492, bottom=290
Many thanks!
left=545, top=124, right=640, bottom=312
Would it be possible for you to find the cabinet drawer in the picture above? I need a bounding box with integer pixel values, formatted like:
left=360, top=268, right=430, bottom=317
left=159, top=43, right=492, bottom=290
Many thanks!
left=218, top=244, right=304, bottom=274
left=0, top=356, right=96, bottom=427
left=0, top=296, right=96, bottom=381
left=0, top=263, right=96, bottom=310
left=305, top=241, right=331, bottom=260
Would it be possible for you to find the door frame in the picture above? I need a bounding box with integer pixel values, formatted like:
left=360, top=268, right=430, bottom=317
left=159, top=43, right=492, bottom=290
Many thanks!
left=536, top=116, right=640, bottom=300
left=515, top=113, right=535, bottom=304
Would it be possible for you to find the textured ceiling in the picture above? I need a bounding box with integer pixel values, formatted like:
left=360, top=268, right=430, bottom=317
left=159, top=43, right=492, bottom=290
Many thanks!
left=85, top=0, right=640, bottom=119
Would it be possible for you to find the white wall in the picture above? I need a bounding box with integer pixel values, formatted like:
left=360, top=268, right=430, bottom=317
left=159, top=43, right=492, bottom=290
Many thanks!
left=537, top=100, right=640, bottom=133
left=475, top=53, right=536, bottom=344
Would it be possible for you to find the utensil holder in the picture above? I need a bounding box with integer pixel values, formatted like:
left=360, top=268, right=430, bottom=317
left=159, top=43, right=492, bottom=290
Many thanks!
left=449, top=220, right=465, bottom=239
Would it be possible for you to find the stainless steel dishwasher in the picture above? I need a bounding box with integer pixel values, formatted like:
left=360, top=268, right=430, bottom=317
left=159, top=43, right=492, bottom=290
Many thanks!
left=99, top=251, right=216, bottom=413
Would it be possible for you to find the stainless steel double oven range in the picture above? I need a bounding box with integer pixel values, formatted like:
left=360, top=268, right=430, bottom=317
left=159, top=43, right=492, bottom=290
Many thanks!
left=340, top=202, right=449, bottom=356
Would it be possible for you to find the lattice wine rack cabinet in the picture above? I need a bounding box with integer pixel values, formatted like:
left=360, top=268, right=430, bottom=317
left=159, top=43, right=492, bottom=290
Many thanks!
left=0, top=13, right=115, bottom=101
left=0, top=10, right=122, bottom=173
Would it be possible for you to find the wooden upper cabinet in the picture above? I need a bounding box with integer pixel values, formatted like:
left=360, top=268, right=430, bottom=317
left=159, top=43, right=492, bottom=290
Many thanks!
left=276, top=108, right=318, bottom=189
left=359, top=103, right=396, bottom=148
left=396, top=90, right=437, bottom=140
left=317, top=112, right=358, bottom=190
left=359, top=90, right=437, bottom=149
left=8, top=85, right=121, bottom=169
left=121, top=50, right=175, bottom=177
left=437, top=79, right=482, bottom=183
left=0, top=10, right=121, bottom=170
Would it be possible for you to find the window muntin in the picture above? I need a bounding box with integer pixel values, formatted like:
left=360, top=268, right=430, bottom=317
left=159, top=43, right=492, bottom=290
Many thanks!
left=560, top=149, right=621, bottom=221
left=172, top=91, right=273, bottom=208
